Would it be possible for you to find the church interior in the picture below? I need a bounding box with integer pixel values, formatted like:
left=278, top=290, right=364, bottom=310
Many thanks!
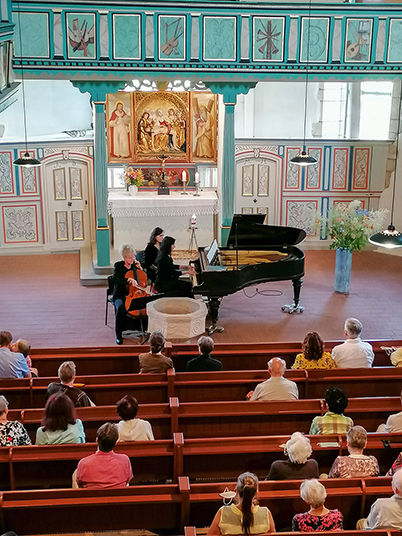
left=1, top=0, right=402, bottom=533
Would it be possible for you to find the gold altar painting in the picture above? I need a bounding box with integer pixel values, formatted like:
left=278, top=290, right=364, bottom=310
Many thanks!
left=133, top=91, right=190, bottom=163
left=191, top=92, right=218, bottom=163
left=106, top=93, right=133, bottom=163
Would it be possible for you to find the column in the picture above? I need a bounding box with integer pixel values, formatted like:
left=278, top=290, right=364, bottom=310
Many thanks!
left=205, top=82, right=256, bottom=245
left=73, top=81, right=126, bottom=268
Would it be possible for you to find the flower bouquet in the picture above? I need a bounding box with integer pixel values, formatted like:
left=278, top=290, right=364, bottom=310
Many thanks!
left=124, top=167, right=144, bottom=188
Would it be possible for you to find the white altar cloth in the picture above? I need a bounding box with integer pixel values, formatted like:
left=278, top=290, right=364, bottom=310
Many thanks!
left=107, top=190, right=219, bottom=251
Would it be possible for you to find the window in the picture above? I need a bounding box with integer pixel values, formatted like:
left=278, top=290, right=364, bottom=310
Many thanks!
left=108, top=167, right=125, bottom=189
left=321, top=83, right=349, bottom=139
left=198, top=166, right=217, bottom=188
left=359, top=81, right=393, bottom=139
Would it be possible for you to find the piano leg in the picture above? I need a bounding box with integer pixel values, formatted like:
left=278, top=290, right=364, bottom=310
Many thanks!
left=281, top=278, right=305, bottom=314
left=207, top=297, right=224, bottom=335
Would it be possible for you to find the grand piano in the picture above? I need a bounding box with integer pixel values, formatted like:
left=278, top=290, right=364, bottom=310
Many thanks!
left=191, top=214, right=306, bottom=334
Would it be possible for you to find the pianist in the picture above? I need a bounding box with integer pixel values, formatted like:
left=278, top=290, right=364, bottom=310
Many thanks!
left=155, top=236, right=195, bottom=297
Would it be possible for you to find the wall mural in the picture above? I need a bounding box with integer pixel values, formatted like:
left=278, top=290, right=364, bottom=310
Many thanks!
left=106, top=91, right=218, bottom=164
left=252, top=17, right=285, bottom=62
left=158, top=15, right=186, bottom=60
left=66, top=13, right=96, bottom=59
left=344, top=19, right=373, bottom=63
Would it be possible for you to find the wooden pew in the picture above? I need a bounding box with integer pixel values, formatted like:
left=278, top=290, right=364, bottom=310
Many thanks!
left=185, top=530, right=398, bottom=536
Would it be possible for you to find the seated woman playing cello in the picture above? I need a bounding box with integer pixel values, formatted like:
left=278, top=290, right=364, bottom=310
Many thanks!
left=112, top=244, right=149, bottom=345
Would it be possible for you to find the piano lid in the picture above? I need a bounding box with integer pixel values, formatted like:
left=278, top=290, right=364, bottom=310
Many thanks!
left=226, top=214, right=307, bottom=248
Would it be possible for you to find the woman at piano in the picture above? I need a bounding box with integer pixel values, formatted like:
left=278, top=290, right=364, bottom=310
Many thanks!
left=155, top=236, right=195, bottom=297
left=144, top=227, right=164, bottom=284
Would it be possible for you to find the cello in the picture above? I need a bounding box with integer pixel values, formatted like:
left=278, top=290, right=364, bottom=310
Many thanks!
left=125, top=267, right=151, bottom=317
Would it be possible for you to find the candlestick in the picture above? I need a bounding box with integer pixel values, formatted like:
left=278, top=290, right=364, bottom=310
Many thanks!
left=181, top=169, right=188, bottom=195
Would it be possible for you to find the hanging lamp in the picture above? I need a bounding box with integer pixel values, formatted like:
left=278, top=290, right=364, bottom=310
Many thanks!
left=290, top=0, right=317, bottom=167
left=13, top=1, right=41, bottom=168
left=369, top=86, right=402, bottom=249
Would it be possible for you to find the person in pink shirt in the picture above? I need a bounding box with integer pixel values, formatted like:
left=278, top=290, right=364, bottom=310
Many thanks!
left=76, top=422, right=133, bottom=489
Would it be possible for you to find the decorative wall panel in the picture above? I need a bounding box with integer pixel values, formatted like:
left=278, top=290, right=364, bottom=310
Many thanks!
left=13, top=12, right=50, bottom=58
left=286, top=200, right=318, bottom=236
left=69, top=168, right=82, bottom=199
left=300, top=17, right=330, bottom=62
left=344, top=18, right=373, bottom=63
left=353, top=148, right=369, bottom=189
left=20, top=151, right=38, bottom=194
left=56, top=211, right=68, bottom=240
left=387, top=19, right=402, bottom=63
left=241, top=165, right=253, bottom=196
left=285, top=148, right=301, bottom=189
left=0, top=152, right=13, bottom=194
left=2, top=205, right=38, bottom=243
left=72, top=210, right=84, bottom=240
left=53, top=169, right=66, bottom=199
left=66, top=13, right=96, bottom=59
left=332, top=148, right=349, bottom=190
left=252, top=17, right=285, bottom=62
left=306, top=148, right=322, bottom=189
left=158, top=15, right=186, bottom=61
left=203, top=16, right=236, bottom=61
left=257, top=165, right=269, bottom=196
left=112, top=14, right=141, bottom=60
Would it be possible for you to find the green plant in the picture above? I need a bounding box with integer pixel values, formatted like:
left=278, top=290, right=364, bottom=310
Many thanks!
left=326, top=200, right=387, bottom=252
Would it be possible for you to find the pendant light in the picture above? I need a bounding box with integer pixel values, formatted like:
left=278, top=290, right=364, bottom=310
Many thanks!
left=290, top=0, right=317, bottom=167
left=13, top=1, right=41, bottom=168
left=369, top=86, right=402, bottom=249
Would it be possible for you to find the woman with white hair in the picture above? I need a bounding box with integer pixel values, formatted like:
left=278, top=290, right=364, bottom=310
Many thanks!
left=0, top=395, right=31, bottom=446
left=292, top=479, right=343, bottom=531
left=266, top=432, right=319, bottom=480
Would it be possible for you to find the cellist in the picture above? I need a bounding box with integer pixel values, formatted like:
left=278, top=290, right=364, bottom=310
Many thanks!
left=112, top=244, right=143, bottom=345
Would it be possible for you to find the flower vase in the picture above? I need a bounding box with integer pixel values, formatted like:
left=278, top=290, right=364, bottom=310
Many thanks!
left=334, top=248, right=352, bottom=294
left=129, top=185, right=138, bottom=196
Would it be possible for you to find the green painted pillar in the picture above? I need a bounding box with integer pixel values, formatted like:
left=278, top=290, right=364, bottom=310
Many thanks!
left=205, top=82, right=257, bottom=245
left=73, top=81, right=126, bottom=268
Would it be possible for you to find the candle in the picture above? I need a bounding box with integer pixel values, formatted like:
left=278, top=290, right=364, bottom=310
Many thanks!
left=194, top=172, right=200, bottom=184
left=191, top=214, right=197, bottom=225
left=182, top=170, right=186, bottom=182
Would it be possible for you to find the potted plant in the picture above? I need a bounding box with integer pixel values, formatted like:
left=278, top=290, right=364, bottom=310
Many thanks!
left=326, top=200, right=387, bottom=293
left=124, top=167, right=144, bottom=195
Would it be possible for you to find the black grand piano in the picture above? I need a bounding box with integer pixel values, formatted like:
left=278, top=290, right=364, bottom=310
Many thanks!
left=191, top=214, right=306, bottom=334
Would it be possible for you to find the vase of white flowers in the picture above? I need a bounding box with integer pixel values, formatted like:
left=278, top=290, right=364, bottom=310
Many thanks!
left=327, top=200, right=387, bottom=293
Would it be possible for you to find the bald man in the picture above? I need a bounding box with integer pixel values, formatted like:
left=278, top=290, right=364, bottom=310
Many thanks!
left=250, top=357, right=299, bottom=401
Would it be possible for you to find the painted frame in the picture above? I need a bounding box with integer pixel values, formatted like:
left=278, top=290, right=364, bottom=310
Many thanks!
left=344, top=18, right=373, bottom=63
left=53, top=168, right=66, bottom=200
left=203, top=16, right=237, bottom=61
left=158, top=15, right=186, bottom=61
left=112, top=14, right=141, bottom=60
left=66, top=12, right=96, bottom=59
left=300, top=17, right=330, bottom=63
left=72, top=210, right=84, bottom=240
left=353, top=148, right=370, bottom=189
left=69, top=168, right=83, bottom=200
left=387, top=18, right=402, bottom=63
left=0, top=151, right=13, bottom=195
left=285, top=199, right=319, bottom=237
left=106, top=93, right=133, bottom=164
left=332, top=148, right=349, bottom=190
left=306, top=148, right=322, bottom=190
left=2, top=204, right=39, bottom=244
left=20, top=150, right=38, bottom=194
left=285, top=147, right=302, bottom=190
left=257, top=164, right=269, bottom=196
left=252, top=16, right=285, bottom=62
left=191, top=92, right=218, bottom=163
left=241, top=165, right=254, bottom=197
left=13, top=12, right=50, bottom=59
left=56, top=211, right=68, bottom=241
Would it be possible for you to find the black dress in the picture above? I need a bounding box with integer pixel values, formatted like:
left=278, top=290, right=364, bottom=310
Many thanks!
left=112, top=260, right=142, bottom=339
left=144, top=243, right=158, bottom=283
left=155, top=254, right=193, bottom=297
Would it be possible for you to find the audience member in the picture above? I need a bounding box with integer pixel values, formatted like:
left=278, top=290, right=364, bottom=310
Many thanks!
left=331, top=318, right=374, bottom=368
left=186, top=336, right=222, bottom=372
left=387, top=453, right=402, bottom=476
left=0, top=331, right=31, bottom=379
left=116, top=394, right=154, bottom=441
left=266, top=432, right=319, bottom=480
left=46, top=361, right=94, bottom=407
left=292, top=479, right=343, bottom=531
left=138, top=332, right=173, bottom=373
left=11, top=339, right=38, bottom=377
left=309, top=387, right=353, bottom=435
left=328, top=425, right=379, bottom=478
left=36, top=392, right=85, bottom=445
left=390, top=347, right=402, bottom=367
left=207, top=472, right=275, bottom=535
left=0, top=395, right=31, bottom=446
left=249, top=358, right=298, bottom=401
left=76, top=422, right=133, bottom=489
left=377, top=389, right=402, bottom=433
left=292, top=332, right=335, bottom=370
left=358, top=470, right=402, bottom=530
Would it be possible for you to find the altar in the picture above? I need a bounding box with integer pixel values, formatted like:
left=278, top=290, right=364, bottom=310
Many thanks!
left=107, top=190, right=219, bottom=251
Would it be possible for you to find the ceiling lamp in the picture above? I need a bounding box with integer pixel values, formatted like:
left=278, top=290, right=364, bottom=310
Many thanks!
left=290, top=0, right=317, bottom=167
left=369, top=87, right=402, bottom=249
left=13, top=2, right=41, bottom=168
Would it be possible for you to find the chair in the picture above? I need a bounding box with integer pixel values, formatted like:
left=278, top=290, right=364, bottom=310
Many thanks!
left=105, top=275, right=114, bottom=326
left=125, top=293, right=164, bottom=344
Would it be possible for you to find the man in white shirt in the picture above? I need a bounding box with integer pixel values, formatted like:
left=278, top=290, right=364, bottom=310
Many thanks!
left=377, top=389, right=402, bottom=433
left=331, top=318, right=374, bottom=368
left=249, top=357, right=299, bottom=401
left=361, top=470, right=402, bottom=530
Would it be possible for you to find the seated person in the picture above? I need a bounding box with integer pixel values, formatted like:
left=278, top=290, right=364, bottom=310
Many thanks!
left=36, top=392, right=85, bottom=445
left=309, top=387, right=353, bottom=435
left=387, top=452, right=402, bottom=476
left=328, top=425, right=379, bottom=478
left=391, top=346, right=402, bottom=367
left=138, top=331, right=173, bottom=373
left=377, top=389, right=402, bottom=433
left=155, top=236, right=195, bottom=297
left=76, top=422, right=133, bottom=489
left=0, top=395, right=31, bottom=446
left=207, top=471, right=275, bottom=535
left=116, top=395, right=154, bottom=441
left=292, top=479, right=343, bottom=531
left=186, top=336, right=222, bottom=372
left=266, top=432, right=319, bottom=480
left=112, top=244, right=145, bottom=345
left=292, top=332, right=335, bottom=370
left=249, top=358, right=298, bottom=401
left=359, top=470, right=402, bottom=530
left=11, top=339, right=38, bottom=377
left=0, top=331, right=31, bottom=379
left=144, top=227, right=164, bottom=284
left=331, top=317, right=374, bottom=368
left=46, top=360, right=94, bottom=407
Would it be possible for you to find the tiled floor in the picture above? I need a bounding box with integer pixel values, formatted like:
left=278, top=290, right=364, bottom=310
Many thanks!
left=0, top=249, right=401, bottom=348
